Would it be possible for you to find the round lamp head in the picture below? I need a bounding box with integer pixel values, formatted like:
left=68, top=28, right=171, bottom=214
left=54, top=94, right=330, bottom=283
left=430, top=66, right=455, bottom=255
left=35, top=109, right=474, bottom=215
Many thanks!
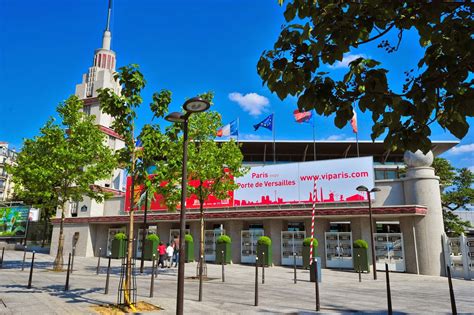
left=371, top=187, right=381, bottom=193
left=356, top=185, right=368, bottom=192
left=183, top=97, right=210, bottom=113
left=165, top=112, right=186, bottom=123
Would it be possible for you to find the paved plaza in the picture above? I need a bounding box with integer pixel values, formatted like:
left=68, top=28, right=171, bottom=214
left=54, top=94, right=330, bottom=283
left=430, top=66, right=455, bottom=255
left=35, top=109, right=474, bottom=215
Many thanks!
left=0, top=250, right=472, bottom=314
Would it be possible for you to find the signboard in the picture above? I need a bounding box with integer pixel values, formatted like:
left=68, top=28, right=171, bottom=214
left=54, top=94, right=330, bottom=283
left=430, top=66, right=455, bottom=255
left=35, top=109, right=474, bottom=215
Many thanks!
left=125, top=156, right=374, bottom=211
left=28, top=208, right=40, bottom=222
left=0, top=206, right=29, bottom=238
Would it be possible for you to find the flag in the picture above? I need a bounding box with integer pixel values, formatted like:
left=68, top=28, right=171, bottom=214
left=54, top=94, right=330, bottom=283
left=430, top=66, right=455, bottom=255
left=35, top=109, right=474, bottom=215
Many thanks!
left=135, top=138, right=143, bottom=151
left=217, top=120, right=238, bottom=137
left=254, top=114, right=273, bottom=131
left=293, top=109, right=313, bottom=124
left=351, top=110, right=358, bottom=133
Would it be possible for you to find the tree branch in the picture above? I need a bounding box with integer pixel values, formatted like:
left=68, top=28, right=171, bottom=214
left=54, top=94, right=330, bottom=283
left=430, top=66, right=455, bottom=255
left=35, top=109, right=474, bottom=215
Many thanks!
left=354, top=24, right=395, bottom=47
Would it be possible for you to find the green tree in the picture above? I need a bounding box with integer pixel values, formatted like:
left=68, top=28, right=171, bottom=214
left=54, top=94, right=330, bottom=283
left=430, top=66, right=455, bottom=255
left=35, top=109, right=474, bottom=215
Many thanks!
left=8, top=96, right=116, bottom=270
left=432, top=158, right=473, bottom=235
left=259, top=2, right=473, bottom=153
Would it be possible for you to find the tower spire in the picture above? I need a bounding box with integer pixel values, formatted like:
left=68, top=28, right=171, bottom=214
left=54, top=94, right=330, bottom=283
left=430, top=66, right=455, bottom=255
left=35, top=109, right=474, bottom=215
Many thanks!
left=102, top=0, right=113, bottom=50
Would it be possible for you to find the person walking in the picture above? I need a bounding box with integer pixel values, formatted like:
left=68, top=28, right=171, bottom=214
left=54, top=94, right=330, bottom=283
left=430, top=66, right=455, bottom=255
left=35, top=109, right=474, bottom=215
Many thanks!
left=166, top=242, right=174, bottom=268
left=158, top=242, right=166, bottom=268
left=172, top=237, right=180, bottom=267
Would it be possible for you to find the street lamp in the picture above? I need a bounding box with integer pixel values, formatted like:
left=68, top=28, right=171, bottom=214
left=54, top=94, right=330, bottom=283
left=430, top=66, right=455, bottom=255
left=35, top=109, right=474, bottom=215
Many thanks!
left=166, top=97, right=210, bottom=315
left=356, top=185, right=381, bottom=280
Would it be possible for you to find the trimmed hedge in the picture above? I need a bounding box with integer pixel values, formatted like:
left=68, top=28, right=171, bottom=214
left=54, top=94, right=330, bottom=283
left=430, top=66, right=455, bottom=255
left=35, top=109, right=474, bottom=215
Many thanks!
left=185, top=234, right=194, bottom=243
left=217, top=235, right=232, bottom=244
left=114, top=232, right=127, bottom=240
left=257, top=236, right=272, bottom=246
left=353, top=239, right=369, bottom=249
left=303, top=237, right=318, bottom=247
left=146, top=234, right=160, bottom=242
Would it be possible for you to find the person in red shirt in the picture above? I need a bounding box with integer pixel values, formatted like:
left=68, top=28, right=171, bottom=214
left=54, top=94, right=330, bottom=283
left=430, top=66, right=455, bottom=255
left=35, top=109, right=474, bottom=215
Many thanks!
left=157, top=242, right=166, bottom=268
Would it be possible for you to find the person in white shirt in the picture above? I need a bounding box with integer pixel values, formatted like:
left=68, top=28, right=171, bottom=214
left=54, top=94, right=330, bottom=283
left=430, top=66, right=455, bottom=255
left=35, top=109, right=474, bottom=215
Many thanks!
left=166, top=243, right=174, bottom=268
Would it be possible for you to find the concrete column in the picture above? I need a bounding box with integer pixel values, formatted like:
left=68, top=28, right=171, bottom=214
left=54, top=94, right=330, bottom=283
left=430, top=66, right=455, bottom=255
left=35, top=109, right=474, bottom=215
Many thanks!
left=157, top=222, right=172, bottom=243
left=403, top=150, right=445, bottom=276
left=399, top=216, right=418, bottom=274
left=227, top=220, right=244, bottom=263
left=189, top=221, right=201, bottom=258
left=268, top=219, right=283, bottom=266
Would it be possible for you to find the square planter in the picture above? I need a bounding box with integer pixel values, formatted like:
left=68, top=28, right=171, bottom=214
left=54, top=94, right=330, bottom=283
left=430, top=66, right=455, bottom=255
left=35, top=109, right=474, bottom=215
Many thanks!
left=257, top=244, right=272, bottom=266
left=185, top=241, right=194, bottom=262
left=353, top=248, right=369, bottom=272
left=303, top=245, right=318, bottom=269
left=143, top=239, right=159, bottom=261
left=111, top=239, right=126, bottom=259
left=215, top=242, right=231, bottom=264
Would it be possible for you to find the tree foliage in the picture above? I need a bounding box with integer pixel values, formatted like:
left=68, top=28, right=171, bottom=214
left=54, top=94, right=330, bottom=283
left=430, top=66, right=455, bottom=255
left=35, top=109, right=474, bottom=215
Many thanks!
left=432, top=157, right=473, bottom=235
left=259, top=1, right=473, bottom=153
left=8, top=96, right=116, bottom=269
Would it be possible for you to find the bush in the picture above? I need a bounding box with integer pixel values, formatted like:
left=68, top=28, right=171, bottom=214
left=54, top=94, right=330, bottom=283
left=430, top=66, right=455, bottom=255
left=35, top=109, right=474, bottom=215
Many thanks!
left=303, top=237, right=318, bottom=247
left=353, top=239, right=369, bottom=249
left=146, top=234, right=159, bottom=242
left=114, top=232, right=127, bottom=240
left=257, top=236, right=272, bottom=246
left=185, top=234, right=193, bottom=243
left=217, top=235, right=231, bottom=244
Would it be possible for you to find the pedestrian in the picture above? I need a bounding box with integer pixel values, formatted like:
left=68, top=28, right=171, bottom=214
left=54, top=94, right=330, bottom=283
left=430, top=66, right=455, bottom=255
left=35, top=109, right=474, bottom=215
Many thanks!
left=158, top=242, right=166, bottom=268
left=166, top=242, right=174, bottom=268
left=172, top=237, right=180, bottom=267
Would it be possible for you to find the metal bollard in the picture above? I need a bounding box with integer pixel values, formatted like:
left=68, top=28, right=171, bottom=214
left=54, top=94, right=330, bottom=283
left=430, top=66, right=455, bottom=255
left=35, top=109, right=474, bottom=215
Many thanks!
left=104, top=257, right=111, bottom=294
left=293, top=252, right=297, bottom=284
left=96, top=248, right=102, bottom=275
left=22, top=246, right=27, bottom=271
left=262, top=252, right=265, bottom=284
left=254, top=256, right=259, bottom=306
left=314, top=258, right=320, bottom=312
left=221, top=250, right=225, bottom=283
left=447, top=266, right=457, bottom=315
left=0, top=247, right=4, bottom=268
left=65, top=253, right=72, bottom=291
left=385, top=263, right=392, bottom=315
left=150, top=254, right=156, bottom=298
left=27, top=251, right=35, bottom=289
left=358, top=254, right=361, bottom=283
left=71, top=247, right=76, bottom=274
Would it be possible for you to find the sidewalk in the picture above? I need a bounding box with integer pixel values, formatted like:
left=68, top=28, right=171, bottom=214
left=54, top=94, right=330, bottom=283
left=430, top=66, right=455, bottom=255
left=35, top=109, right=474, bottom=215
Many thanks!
left=0, top=250, right=473, bottom=314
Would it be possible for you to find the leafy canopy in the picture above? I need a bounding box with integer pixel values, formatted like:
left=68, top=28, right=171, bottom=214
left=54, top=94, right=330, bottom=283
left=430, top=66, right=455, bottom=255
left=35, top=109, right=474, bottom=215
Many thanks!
left=259, top=1, right=473, bottom=153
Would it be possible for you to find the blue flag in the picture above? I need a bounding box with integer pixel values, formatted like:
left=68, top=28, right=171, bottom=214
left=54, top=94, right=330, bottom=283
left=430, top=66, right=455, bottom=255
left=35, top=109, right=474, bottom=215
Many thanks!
left=254, top=114, right=273, bottom=131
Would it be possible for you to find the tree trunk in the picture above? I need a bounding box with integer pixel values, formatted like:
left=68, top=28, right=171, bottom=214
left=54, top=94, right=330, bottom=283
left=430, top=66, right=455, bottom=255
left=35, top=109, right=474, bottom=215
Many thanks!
left=41, top=209, right=50, bottom=248
left=53, top=203, right=66, bottom=271
left=198, top=201, right=204, bottom=302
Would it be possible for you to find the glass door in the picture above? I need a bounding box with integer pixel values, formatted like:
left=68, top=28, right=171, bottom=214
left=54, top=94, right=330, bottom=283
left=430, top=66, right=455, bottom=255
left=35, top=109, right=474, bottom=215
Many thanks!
left=241, top=229, right=264, bottom=263
left=106, top=227, right=126, bottom=257
left=136, top=226, right=158, bottom=258
left=374, top=233, right=405, bottom=272
left=204, top=229, right=225, bottom=262
left=281, top=231, right=305, bottom=266
left=325, top=232, right=353, bottom=269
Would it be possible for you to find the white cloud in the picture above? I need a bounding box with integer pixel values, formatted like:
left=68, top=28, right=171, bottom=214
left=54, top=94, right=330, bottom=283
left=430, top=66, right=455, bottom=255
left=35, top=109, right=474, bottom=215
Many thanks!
left=448, top=143, right=474, bottom=155
left=228, top=92, right=270, bottom=117
left=240, top=134, right=269, bottom=140
left=469, top=165, right=474, bottom=173
left=319, top=134, right=356, bottom=141
left=329, top=53, right=366, bottom=69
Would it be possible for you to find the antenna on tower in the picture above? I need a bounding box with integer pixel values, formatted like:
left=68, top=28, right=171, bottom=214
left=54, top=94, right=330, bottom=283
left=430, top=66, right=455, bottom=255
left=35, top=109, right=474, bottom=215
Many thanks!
left=105, top=0, right=112, bottom=31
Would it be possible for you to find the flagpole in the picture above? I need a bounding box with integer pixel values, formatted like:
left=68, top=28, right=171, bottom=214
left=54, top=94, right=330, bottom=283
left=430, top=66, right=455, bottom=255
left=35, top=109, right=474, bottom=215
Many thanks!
left=237, top=117, right=240, bottom=144
left=272, top=113, right=276, bottom=164
left=312, top=110, right=316, bottom=161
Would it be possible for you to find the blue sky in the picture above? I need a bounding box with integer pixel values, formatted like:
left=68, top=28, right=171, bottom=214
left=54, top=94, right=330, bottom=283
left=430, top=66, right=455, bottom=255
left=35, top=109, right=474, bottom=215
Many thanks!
left=0, top=1, right=472, bottom=170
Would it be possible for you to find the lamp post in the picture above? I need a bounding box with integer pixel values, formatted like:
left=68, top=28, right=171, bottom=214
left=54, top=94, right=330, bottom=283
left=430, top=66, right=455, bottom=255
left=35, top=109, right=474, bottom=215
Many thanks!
left=166, top=97, right=210, bottom=315
left=356, top=185, right=381, bottom=280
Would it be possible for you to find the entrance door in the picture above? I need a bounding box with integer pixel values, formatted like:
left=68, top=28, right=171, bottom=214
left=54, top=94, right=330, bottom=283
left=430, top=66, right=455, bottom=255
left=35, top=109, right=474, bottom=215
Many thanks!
left=136, top=226, right=158, bottom=258
left=325, top=232, right=353, bottom=269
left=241, top=229, right=264, bottom=263
left=374, top=233, right=405, bottom=272
left=281, top=231, right=305, bottom=266
left=106, top=227, right=126, bottom=257
left=204, top=229, right=225, bottom=262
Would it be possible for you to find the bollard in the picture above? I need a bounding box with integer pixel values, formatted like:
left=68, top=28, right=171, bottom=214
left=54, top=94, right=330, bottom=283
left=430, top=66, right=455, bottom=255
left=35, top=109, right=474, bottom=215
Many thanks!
left=0, top=247, right=4, bottom=268
left=262, top=252, right=265, bottom=284
left=96, top=247, right=102, bottom=275
left=65, top=253, right=72, bottom=291
left=293, top=252, right=297, bottom=284
left=71, top=247, right=76, bottom=274
left=254, top=256, right=259, bottom=306
left=150, top=254, right=156, bottom=298
left=221, top=250, right=225, bottom=283
left=385, top=263, right=392, bottom=315
left=358, top=254, right=361, bottom=283
left=104, top=257, right=111, bottom=294
left=314, top=258, right=320, bottom=312
left=447, top=266, right=457, bottom=315
left=27, top=251, right=35, bottom=289
left=22, top=246, right=27, bottom=271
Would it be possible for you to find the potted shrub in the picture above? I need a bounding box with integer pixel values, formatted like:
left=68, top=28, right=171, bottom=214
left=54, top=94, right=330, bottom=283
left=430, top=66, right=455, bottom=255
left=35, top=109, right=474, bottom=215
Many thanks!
left=143, top=233, right=160, bottom=261
left=256, top=236, right=272, bottom=266
left=215, top=235, right=232, bottom=264
left=111, top=232, right=127, bottom=259
left=184, top=234, right=195, bottom=262
left=303, top=237, right=319, bottom=269
left=353, top=239, right=369, bottom=272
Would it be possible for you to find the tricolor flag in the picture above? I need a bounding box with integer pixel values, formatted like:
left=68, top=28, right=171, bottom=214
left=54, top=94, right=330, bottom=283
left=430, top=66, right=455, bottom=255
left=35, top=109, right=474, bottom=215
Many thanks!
left=293, top=109, right=313, bottom=124
left=254, top=114, right=274, bottom=131
left=217, top=120, right=238, bottom=137
left=351, top=110, right=358, bottom=133
left=135, top=138, right=143, bottom=151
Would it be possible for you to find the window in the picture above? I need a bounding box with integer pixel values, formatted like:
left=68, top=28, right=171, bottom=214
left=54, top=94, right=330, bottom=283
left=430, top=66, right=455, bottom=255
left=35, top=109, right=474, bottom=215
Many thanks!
left=83, top=105, right=91, bottom=116
left=108, top=135, right=116, bottom=149
left=70, top=202, right=78, bottom=217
